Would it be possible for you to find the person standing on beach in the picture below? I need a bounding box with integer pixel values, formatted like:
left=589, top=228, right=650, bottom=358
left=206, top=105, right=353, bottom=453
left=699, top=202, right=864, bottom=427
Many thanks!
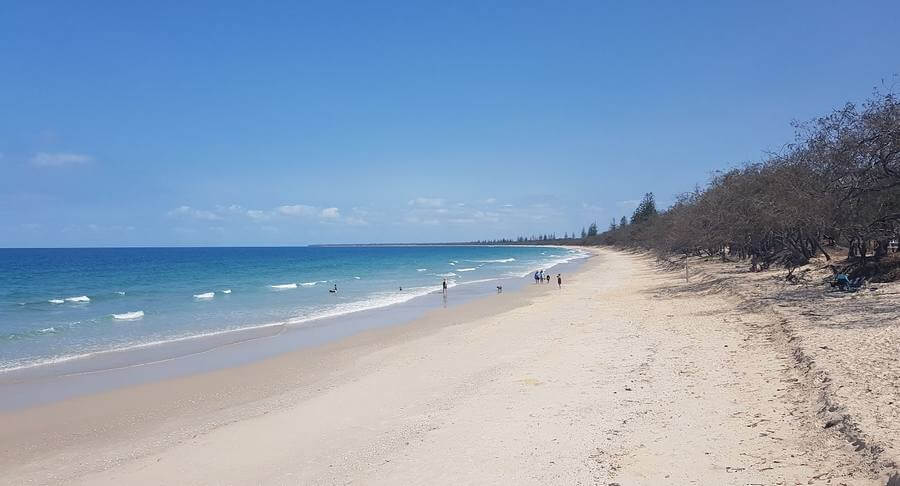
left=557, top=274, right=562, bottom=289
left=442, top=279, right=448, bottom=294
left=534, top=271, right=540, bottom=284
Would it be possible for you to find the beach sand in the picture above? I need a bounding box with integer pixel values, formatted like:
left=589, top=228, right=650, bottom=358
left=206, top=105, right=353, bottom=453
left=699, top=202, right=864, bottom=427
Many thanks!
left=0, top=248, right=886, bottom=484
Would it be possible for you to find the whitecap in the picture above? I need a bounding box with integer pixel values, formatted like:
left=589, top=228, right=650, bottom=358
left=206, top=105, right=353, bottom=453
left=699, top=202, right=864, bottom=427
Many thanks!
left=353, top=276, right=361, bottom=280
left=457, top=267, right=477, bottom=272
left=38, top=327, right=56, bottom=334
left=470, top=258, right=515, bottom=263
left=300, top=281, right=326, bottom=287
left=435, top=272, right=457, bottom=277
left=270, top=283, right=298, bottom=290
left=221, top=289, right=232, bottom=294
left=48, top=299, right=64, bottom=304
left=416, top=268, right=427, bottom=272
left=448, top=262, right=456, bottom=266
left=65, top=296, right=90, bottom=303
left=113, top=310, right=144, bottom=320
left=116, top=291, right=126, bottom=295
left=193, top=292, right=215, bottom=300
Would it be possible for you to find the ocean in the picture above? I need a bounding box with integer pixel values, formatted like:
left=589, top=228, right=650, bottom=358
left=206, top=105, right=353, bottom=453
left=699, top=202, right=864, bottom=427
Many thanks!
left=0, top=245, right=587, bottom=373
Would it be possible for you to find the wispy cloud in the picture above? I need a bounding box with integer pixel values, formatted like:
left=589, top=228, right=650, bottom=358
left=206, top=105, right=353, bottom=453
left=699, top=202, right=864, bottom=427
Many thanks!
left=169, top=203, right=364, bottom=226
left=408, top=197, right=445, bottom=208
left=403, top=197, right=519, bottom=227
left=277, top=204, right=317, bottom=217
left=320, top=207, right=340, bottom=219
left=30, top=152, right=93, bottom=167
left=167, top=205, right=223, bottom=221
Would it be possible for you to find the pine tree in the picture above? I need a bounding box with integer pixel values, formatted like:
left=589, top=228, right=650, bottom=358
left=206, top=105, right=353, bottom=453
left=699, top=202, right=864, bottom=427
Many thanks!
left=630, top=192, right=657, bottom=225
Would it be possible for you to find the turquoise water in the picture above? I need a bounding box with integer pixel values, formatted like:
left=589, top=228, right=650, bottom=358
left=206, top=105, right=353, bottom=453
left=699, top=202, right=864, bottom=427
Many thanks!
left=0, top=246, right=586, bottom=372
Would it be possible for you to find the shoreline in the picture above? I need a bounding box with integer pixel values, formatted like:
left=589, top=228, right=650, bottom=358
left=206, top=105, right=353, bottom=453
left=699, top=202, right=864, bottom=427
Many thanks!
left=0, top=247, right=588, bottom=409
left=4, top=247, right=881, bottom=485
left=1, top=249, right=593, bottom=484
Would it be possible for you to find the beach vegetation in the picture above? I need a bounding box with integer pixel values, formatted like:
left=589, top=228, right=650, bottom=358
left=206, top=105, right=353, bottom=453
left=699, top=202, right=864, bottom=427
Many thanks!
left=592, top=91, right=900, bottom=277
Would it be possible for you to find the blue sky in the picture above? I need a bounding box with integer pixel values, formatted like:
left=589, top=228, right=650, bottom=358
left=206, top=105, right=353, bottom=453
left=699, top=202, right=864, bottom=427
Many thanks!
left=2, top=1, right=898, bottom=246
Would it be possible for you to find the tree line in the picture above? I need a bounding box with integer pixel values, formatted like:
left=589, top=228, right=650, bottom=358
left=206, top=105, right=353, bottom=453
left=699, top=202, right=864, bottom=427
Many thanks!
left=590, top=91, right=900, bottom=271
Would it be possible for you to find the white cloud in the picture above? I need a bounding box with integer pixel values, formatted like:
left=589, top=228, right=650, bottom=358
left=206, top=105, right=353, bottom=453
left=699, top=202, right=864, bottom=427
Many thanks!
left=168, top=205, right=222, bottom=221
left=408, top=197, right=445, bottom=208
left=169, top=202, right=363, bottom=227
left=31, top=152, right=93, bottom=167
left=402, top=197, right=510, bottom=227
left=320, top=207, right=340, bottom=219
left=616, top=199, right=640, bottom=209
left=245, top=209, right=270, bottom=221
left=277, top=204, right=317, bottom=217
left=343, top=216, right=368, bottom=226
left=61, top=223, right=135, bottom=233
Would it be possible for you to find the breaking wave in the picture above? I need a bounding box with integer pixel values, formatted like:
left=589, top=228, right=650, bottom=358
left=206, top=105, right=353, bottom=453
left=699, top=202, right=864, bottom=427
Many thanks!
left=269, top=283, right=297, bottom=290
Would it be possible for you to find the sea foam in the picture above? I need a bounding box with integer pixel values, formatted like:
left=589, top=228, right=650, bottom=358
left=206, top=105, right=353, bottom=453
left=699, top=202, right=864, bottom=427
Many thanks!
left=113, top=310, right=144, bottom=320
left=470, top=258, right=515, bottom=263
left=65, top=296, right=90, bottom=303
left=457, top=267, right=476, bottom=272
left=48, top=299, right=64, bottom=304
left=270, top=283, right=298, bottom=290
left=221, top=289, right=232, bottom=294
left=193, top=292, right=215, bottom=300
left=300, top=281, right=326, bottom=287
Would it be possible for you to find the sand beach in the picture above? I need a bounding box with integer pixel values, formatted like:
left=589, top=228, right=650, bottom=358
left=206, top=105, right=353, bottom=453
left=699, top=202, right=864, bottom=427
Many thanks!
left=1, top=248, right=892, bottom=485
